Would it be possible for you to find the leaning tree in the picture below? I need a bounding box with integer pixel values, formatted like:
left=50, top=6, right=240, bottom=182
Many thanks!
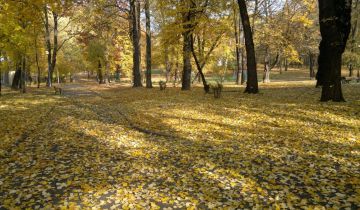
left=316, top=0, right=352, bottom=101
left=237, top=0, right=259, bottom=94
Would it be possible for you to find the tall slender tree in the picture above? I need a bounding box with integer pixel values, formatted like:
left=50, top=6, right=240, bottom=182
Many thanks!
left=233, top=0, right=242, bottom=85
left=145, top=0, right=153, bottom=88
left=130, top=0, right=143, bottom=87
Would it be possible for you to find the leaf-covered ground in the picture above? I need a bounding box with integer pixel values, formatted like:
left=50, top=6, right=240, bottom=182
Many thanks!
left=0, top=81, right=359, bottom=209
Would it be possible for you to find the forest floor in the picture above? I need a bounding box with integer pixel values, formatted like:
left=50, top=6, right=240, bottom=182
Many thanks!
left=0, top=80, right=359, bottom=209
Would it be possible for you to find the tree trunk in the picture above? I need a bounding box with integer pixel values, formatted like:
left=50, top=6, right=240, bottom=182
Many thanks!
left=0, top=64, right=2, bottom=96
left=174, top=61, right=179, bottom=87
left=105, top=60, right=110, bottom=83
left=309, top=53, right=316, bottom=79
left=44, top=6, right=52, bottom=87
left=57, top=68, right=60, bottom=84
left=191, top=38, right=209, bottom=93
left=3, top=70, right=9, bottom=86
left=181, top=2, right=196, bottom=91
left=3, top=56, right=9, bottom=85
left=145, top=0, right=153, bottom=88
left=35, top=37, right=41, bottom=88
left=12, top=62, right=22, bottom=90
left=252, top=0, right=259, bottom=35
left=349, top=0, right=359, bottom=77
left=130, top=0, right=142, bottom=87
left=182, top=30, right=192, bottom=90
left=240, top=47, right=246, bottom=84
left=234, top=1, right=242, bottom=85
left=349, top=63, right=354, bottom=77
left=98, top=59, right=103, bottom=84
left=263, top=49, right=271, bottom=83
left=165, top=46, right=171, bottom=82
left=284, top=58, right=288, bottom=71
left=238, top=0, right=258, bottom=93
left=21, top=56, right=26, bottom=93
left=316, top=0, right=352, bottom=102
left=51, top=12, right=58, bottom=84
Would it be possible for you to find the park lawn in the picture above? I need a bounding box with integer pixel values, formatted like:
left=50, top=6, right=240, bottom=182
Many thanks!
left=0, top=82, right=359, bottom=209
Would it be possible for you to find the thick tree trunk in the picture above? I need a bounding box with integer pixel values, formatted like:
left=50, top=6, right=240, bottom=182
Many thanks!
left=181, top=2, right=196, bottom=91
left=238, top=0, right=258, bottom=93
left=182, top=29, right=192, bottom=90
left=130, top=0, right=142, bottom=87
left=3, top=70, right=9, bottom=86
left=12, top=62, right=21, bottom=90
left=284, top=58, right=288, bottom=72
left=316, top=0, right=352, bottom=102
left=145, top=0, right=153, bottom=88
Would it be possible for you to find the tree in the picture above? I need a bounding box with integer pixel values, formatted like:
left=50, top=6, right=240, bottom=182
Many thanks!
left=346, top=0, right=359, bottom=77
left=316, top=0, right=352, bottom=102
left=145, top=0, right=153, bottom=88
left=130, top=0, right=143, bottom=87
left=181, top=1, right=197, bottom=90
left=238, top=0, right=259, bottom=93
left=232, top=0, right=242, bottom=85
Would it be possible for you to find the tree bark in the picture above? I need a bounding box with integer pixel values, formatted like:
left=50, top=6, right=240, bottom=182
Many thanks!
left=309, top=52, right=316, bottom=78
left=263, top=49, right=271, bottom=83
left=145, top=0, right=153, bottom=88
left=240, top=47, right=246, bottom=84
left=35, top=36, right=41, bottom=88
left=130, top=0, right=143, bottom=87
left=348, top=0, right=359, bottom=77
left=174, top=61, right=179, bottom=87
left=181, top=1, right=196, bottom=91
left=21, top=56, right=26, bottom=93
left=316, top=0, right=352, bottom=102
left=181, top=24, right=192, bottom=90
left=12, top=62, right=20, bottom=90
left=98, top=59, right=104, bottom=84
left=44, top=6, right=52, bottom=87
left=252, top=0, right=259, bottom=35
left=165, top=46, right=171, bottom=82
left=51, top=12, right=58, bottom=85
left=191, top=36, right=209, bottom=93
left=3, top=56, right=9, bottom=86
left=238, top=0, right=258, bottom=93
left=0, top=63, right=2, bottom=96
left=233, top=1, right=242, bottom=85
